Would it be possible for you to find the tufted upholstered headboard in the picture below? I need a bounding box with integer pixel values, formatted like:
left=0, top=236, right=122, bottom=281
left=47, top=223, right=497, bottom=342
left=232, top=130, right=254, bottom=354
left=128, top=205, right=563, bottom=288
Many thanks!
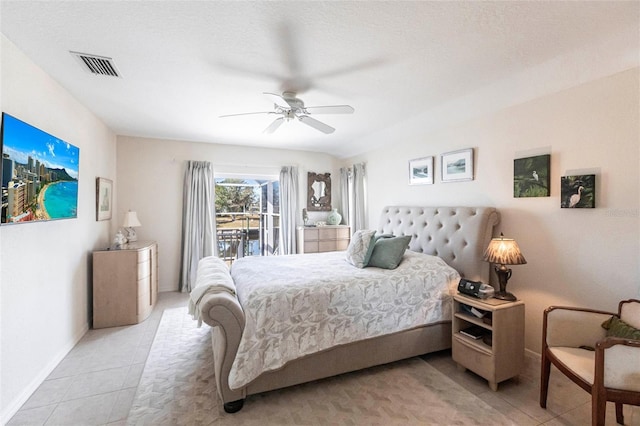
left=377, top=206, right=500, bottom=283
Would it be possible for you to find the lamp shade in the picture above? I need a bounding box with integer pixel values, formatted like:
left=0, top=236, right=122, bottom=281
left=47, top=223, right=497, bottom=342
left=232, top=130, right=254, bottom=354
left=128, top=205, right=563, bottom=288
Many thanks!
left=483, top=234, right=527, bottom=266
left=122, top=211, right=142, bottom=228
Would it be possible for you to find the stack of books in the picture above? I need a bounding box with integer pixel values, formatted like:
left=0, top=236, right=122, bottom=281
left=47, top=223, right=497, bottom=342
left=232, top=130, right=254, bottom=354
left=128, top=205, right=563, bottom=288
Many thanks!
left=460, top=325, right=487, bottom=340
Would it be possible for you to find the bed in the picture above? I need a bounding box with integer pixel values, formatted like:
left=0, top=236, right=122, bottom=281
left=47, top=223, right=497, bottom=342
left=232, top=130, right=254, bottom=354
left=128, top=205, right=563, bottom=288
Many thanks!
left=193, top=206, right=500, bottom=413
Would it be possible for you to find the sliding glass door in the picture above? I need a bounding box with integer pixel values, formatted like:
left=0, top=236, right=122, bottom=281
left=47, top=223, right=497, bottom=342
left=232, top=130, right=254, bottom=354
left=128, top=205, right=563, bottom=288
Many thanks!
left=215, top=177, right=279, bottom=264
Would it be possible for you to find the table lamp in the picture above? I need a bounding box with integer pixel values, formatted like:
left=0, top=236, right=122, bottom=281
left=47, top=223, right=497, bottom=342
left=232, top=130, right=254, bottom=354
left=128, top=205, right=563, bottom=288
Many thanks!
left=482, top=233, right=527, bottom=301
left=122, top=210, right=142, bottom=242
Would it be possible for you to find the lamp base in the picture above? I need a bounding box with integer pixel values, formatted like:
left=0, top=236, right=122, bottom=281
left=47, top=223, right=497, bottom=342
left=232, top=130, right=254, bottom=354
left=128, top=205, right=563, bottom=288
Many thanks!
left=125, top=228, right=138, bottom=242
left=493, top=291, right=517, bottom=301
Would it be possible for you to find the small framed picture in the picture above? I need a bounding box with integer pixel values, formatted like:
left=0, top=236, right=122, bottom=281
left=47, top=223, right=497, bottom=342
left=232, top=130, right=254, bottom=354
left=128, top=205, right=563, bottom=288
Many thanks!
left=96, top=177, right=113, bottom=221
left=514, top=154, right=550, bottom=197
left=409, top=156, right=434, bottom=185
left=441, top=148, right=473, bottom=182
left=561, top=175, right=595, bottom=208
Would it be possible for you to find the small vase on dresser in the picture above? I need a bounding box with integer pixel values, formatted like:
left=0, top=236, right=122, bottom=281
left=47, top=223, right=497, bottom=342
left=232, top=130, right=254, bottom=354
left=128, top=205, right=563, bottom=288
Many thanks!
left=326, top=208, right=342, bottom=225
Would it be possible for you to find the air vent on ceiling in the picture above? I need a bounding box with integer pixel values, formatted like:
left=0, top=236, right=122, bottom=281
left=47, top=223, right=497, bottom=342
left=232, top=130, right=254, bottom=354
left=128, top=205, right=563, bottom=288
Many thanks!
left=70, top=51, right=121, bottom=77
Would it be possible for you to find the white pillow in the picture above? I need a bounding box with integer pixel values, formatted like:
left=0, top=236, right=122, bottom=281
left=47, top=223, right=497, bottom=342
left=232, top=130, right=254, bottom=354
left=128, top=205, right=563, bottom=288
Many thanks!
left=345, top=229, right=376, bottom=268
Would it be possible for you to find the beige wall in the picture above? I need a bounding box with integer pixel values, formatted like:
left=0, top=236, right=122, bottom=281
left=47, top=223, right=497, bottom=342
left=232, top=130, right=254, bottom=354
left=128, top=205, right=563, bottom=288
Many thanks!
left=0, top=36, right=117, bottom=421
left=346, top=68, right=640, bottom=353
left=115, top=136, right=341, bottom=292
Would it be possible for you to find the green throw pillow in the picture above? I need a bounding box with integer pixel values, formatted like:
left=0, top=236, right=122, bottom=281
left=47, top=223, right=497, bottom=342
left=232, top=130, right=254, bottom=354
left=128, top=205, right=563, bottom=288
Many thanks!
left=601, top=316, right=640, bottom=340
left=367, top=235, right=412, bottom=269
left=362, top=233, right=393, bottom=267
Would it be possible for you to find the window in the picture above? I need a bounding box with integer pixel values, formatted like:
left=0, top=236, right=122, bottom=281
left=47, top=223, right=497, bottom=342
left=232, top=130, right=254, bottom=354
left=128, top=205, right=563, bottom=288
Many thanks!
left=215, top=177, right=279, bottom=263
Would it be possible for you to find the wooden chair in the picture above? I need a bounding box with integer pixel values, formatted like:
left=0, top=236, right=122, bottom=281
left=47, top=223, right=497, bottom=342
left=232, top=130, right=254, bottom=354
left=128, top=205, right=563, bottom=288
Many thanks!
left=540, top=299, right=640, bottom=426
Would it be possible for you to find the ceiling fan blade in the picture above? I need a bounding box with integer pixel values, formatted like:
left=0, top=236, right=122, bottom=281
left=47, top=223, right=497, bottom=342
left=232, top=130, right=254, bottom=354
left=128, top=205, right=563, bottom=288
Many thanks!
left=219, top=111, right=272, bottom=118
left=298, top=115, right=335, bottom=134
left=263, top=117, right=285, bottom=134
left=305, top=105, right=355, bottom=115
left=263, top=92, right=291, bottom=109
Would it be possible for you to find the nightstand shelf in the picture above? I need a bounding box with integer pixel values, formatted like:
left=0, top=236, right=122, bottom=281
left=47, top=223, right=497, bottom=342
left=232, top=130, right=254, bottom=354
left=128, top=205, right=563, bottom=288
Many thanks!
left=452, top=293, right=524, bottom=391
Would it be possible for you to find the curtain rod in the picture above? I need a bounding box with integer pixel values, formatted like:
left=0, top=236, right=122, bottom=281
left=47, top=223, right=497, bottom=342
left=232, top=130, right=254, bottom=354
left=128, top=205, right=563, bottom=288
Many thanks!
left=209, top=162, right=299, bottom=169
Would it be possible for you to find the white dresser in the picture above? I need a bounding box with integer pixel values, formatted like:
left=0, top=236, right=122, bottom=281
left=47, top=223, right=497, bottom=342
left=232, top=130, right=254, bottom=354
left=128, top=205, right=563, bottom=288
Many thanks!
left=297, top=225, right=351, bottom=254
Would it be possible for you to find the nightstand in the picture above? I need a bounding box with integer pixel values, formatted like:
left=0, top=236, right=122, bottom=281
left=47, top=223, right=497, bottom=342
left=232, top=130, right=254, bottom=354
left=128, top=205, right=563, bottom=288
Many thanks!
left=452, top=293, right=524, bottom=391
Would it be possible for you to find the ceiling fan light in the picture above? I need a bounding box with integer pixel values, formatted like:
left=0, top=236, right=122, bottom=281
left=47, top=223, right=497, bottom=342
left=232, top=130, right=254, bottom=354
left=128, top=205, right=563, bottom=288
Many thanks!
left=222, top=91, right=351, bottom=134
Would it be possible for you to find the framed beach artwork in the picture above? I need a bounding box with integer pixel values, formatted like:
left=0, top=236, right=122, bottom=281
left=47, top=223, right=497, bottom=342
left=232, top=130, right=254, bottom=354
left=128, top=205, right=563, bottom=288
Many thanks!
left=1, top=113, right=80, bottom=224
left=409, top=156, right=434, bottom=185
left=96, top=177, right=113, bottom=221
left=561, top=174, right=595, bottom=208
left=441, top=148, right=473, bottom=182
left=514, top=154, right=550, bottom=197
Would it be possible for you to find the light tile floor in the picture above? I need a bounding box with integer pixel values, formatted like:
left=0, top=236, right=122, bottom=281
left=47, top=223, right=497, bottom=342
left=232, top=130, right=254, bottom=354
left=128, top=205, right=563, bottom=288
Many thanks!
left=8, top=291, right=640, bottom=425
left=7, top=292, right=187, bottom=426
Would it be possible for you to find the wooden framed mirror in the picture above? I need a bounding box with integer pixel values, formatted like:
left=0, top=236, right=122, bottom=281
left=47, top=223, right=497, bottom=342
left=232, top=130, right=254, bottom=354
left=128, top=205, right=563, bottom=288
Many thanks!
left=307, top=172, right=331, bottom=211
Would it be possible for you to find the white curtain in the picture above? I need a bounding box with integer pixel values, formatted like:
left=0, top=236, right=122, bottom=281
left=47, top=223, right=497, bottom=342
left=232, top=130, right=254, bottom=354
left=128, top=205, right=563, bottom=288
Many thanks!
left=352, top=162, right=367, bottom=232
left=340, top=167, right=351, bottom=226
left=179, top=161, right=216, bottom=292
left=279, top=166, right=298, bottom=255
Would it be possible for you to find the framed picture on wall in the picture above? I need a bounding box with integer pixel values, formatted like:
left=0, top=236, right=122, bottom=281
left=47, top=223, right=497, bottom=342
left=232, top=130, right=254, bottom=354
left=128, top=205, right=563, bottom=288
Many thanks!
left=441, top=148, right=473, bottom=182
left=409, top=156, right=434, bottom=185
left=514, top=154, right=550, bottom=197
left=561, top=174, right=595, bottom=208
left=96, top=177, right=113, bottom=221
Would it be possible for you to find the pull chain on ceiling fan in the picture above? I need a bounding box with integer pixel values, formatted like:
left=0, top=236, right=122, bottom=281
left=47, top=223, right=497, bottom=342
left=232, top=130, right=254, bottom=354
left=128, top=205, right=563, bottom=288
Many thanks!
left=219, top=91, right=354, bottom=134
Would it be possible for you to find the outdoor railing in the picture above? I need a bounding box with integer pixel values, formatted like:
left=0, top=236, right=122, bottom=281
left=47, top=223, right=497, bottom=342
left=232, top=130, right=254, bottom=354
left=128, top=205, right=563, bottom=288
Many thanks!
left=216, top=212, right=280, bottom=263
left=216, top=229, right=246, bottom=264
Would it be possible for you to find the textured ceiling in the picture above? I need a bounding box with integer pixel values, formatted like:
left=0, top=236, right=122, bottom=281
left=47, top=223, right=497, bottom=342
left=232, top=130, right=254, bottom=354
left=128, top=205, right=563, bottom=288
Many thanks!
left=1, top=1, right=638, bottom=158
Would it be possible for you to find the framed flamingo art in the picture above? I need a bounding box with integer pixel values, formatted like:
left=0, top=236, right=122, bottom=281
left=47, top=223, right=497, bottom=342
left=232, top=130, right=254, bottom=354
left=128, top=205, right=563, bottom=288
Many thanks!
left=561, top=175, right=595, bottom=208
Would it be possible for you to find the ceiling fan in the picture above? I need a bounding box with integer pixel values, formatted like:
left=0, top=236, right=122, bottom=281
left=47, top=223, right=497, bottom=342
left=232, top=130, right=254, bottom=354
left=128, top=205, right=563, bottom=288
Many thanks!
left=219, top=92, right=355, bottom=134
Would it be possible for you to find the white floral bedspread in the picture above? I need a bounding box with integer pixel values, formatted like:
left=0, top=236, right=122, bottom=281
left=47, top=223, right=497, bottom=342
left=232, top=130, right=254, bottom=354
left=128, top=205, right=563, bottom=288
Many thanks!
left=228, top=250, right=460, bottom=390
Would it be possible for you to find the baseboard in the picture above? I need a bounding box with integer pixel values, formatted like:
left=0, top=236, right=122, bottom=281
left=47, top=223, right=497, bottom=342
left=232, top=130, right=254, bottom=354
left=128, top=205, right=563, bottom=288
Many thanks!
left=525, top=348, right=541, bottom=361
left=159, top=284, right=178, bottom=292
left=0, top=322, right=89, bottom=424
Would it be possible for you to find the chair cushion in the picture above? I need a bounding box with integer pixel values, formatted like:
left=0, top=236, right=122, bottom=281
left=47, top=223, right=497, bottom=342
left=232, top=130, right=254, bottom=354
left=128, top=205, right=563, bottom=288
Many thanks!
left=604, top=345, right=640, bottom=391
left=602, top=316, right=640, bottom=340
left=620, top=300, right=640, bottom=329
left=549, top=347, right=595, bottom=385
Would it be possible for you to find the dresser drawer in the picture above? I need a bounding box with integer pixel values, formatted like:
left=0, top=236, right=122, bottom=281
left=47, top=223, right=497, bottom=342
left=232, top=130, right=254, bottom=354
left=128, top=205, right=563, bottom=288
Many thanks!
left=303, top=228, right=319, bottom=241
left=336, top=239, right=350, bottom=251
left=318, top=241, right=337, bottom=252
left=137, top=248, right=150, bottom=263
left=336, top=227, right=351, bottom=239
left=452, top=335, right=495, bottom=379
left=137, top=259, right=151, bottom=280
left=304, top=241, right=319, bottom=253
left=318, top=227, right=337, bottom=240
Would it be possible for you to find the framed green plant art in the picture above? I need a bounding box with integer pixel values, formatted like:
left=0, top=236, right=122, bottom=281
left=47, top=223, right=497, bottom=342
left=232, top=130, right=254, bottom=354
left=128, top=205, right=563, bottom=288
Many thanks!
left=561, top=175, right=595, bottom=208
left=514, top=154, right=550, bottom=197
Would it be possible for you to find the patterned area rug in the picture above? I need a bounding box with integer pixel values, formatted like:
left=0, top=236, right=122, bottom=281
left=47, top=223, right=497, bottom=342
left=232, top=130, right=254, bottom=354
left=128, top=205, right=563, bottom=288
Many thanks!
left=127, top=307, right=513, bottom=425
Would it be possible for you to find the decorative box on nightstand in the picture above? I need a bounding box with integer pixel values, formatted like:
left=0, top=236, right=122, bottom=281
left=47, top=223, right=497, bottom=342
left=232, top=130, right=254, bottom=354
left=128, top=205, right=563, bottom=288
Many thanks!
left=452, top=293, right=525, bottom=391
